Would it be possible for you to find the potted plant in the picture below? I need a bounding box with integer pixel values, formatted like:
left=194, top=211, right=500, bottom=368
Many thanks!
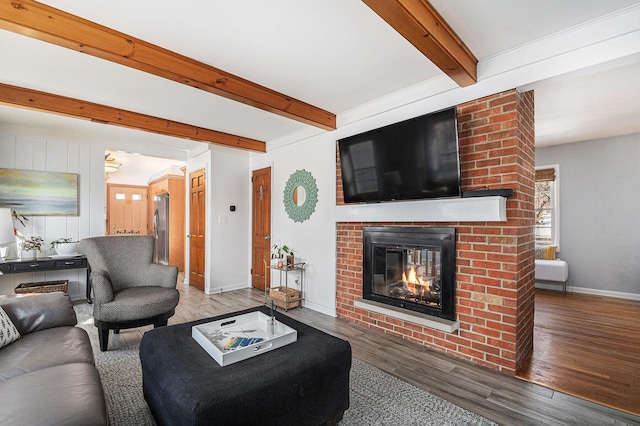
left=271, top=243, right=294, bottom=269
left=50, top=238, right=80, bottom=256
left=18, top=236, right=43, bottom=260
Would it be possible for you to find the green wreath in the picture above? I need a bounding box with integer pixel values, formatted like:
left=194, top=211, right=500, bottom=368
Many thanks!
left=283, top=169, right=318, bottom=223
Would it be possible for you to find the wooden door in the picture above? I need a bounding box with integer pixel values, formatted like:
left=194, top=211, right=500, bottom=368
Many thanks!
left=251, top=167, right=271, bottom=290
left=106, top=184, right=148, bottom=235
left=189, top=169, right=206, bottom=291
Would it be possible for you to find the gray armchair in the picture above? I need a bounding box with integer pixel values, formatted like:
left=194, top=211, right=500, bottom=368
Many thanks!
left=80, top=236, right=180, bottom=351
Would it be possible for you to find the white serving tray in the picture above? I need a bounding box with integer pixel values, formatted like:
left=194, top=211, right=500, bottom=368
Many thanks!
left=192, top=311, right=297, bottom=366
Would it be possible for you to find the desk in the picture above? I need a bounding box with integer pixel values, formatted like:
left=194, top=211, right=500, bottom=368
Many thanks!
left=0, top=255, right=90, bottom=302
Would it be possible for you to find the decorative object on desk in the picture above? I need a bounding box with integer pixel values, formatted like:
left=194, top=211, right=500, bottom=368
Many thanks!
left=11, top=210, right=28, bottom=229
left=50, top=238, right=80, bottom=256
left=18, top=236, right=43, bottom=260
left=283, top=169, right=318, bottom=223
left=0, top=208, right=14, bottom=260
left=0, top=168, right=78, bottom=216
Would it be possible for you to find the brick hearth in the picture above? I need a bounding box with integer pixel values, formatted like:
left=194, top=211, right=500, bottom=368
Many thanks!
left=335, top=89, right=535, bottom=374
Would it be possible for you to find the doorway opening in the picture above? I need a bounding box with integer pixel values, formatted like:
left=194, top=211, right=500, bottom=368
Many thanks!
left=104, top=150, right=186, bottom=271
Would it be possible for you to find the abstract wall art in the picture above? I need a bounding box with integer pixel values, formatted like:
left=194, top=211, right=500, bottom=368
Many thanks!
left=0, top=168, right=78, bottom=216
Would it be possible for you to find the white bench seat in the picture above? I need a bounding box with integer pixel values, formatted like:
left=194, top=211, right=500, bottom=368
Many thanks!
left=535, top=259, right=569, bottom=294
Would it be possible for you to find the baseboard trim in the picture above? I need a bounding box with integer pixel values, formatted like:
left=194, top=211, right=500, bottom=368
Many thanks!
left=535, top=283, right=640, bottom=300
left=302, top=300, right=336, bottom=317
left=206, top=283, right=246, bottom=294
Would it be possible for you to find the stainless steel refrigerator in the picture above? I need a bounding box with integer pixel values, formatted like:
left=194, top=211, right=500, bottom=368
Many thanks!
left=153, top=192, right=170, bottom=265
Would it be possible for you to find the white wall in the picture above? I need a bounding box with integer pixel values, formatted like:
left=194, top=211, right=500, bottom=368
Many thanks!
left=0, top=129, right=104, bottom=298
left=186, top=147, right=250, bottom=294
left=536, top=133, right=640, bottom=298
left=250, top=136, right=338, bottom=316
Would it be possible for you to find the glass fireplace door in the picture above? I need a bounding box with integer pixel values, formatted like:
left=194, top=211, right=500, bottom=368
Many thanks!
left=372, top=246, right=443, bottom=310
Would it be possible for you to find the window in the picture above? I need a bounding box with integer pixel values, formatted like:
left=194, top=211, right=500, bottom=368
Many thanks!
left=535, top=165, right=559, bottom=248
left=132, top=194, right=143, bottom=201
left=349, top=140, right=379, bottom=194
left=115, top=193, right=126, bottom=200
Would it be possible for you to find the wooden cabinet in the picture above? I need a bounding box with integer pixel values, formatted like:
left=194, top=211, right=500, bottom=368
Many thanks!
left=148, top=173, right=186, bottom=271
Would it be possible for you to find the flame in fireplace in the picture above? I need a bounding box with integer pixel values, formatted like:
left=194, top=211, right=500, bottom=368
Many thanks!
left=401, top=267, right=430, bottom=294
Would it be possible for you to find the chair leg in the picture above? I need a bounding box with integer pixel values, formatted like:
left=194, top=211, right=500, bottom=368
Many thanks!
left=97, top=322, right=110, bottom=351
left=154, top=318, right=168, bottom=328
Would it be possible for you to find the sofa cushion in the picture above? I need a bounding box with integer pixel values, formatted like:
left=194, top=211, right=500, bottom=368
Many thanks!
left=0, top=292, right=78, bottom=334
left=535, top=259, right=569, bottom=282
left=97, top=286, right=180, bottom=322
left=534, top=245, right=556, bottom=260
left=0, top=307, right=20, bottom=349
left=0, top=326, right=94, bottom=381
left=0, top=363, right=108, bottom=426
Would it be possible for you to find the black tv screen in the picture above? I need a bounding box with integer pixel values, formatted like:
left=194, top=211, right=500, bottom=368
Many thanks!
left=338, top=107, right=461, bottom=204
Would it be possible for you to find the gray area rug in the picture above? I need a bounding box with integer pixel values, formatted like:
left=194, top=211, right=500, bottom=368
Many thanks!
left=95, top=346, right=495, bottom=426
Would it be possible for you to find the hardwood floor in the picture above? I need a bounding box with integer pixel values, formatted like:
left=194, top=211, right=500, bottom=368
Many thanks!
left=517, top=289, right=640, bottom=417
left=82, top=282, right=640, bottom=426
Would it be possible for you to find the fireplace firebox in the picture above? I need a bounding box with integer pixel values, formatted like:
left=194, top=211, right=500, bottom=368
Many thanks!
left=363, top=227, right=456, bottom=320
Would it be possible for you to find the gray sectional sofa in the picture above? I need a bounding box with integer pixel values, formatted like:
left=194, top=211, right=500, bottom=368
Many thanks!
left=0, top=292, right=108, bottom=425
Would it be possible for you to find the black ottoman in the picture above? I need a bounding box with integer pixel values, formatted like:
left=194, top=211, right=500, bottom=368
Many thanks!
left=140, top=305, right=351, bottom=426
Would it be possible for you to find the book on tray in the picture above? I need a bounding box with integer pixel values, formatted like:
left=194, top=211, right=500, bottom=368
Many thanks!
left=223, top=337, right=264, bottom=351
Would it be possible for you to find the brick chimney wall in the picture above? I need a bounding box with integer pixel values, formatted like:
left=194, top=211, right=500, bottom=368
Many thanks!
left=335, top=89, right=536, bottom=374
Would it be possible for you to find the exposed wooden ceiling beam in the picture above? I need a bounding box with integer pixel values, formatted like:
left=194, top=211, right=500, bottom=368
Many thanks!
left=362, top=0, right=477, bottom=87
left=0, top=83, right=266, bottom=152
left=0, top=0, right=336, bottom=131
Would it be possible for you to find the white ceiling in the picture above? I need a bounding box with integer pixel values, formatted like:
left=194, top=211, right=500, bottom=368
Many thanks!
left=1, top=0, right=639, bottom=158
left=105, top=150, right=185, bottom=186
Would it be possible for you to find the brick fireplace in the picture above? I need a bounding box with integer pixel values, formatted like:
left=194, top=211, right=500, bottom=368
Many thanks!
left=335, top=89, right=535, bottom=374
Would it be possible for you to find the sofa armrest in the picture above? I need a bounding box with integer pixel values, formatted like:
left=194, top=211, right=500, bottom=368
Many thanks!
left=148, top=263, right=179, bottom=289
left=0, top=292, right=77, bottom=335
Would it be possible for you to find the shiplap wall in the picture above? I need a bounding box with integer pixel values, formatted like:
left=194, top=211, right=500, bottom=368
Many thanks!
left=0, top=131, right=105, bottom=299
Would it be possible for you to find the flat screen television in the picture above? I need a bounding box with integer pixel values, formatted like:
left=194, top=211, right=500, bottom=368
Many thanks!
left=338, top=107, right=461, bottom=204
